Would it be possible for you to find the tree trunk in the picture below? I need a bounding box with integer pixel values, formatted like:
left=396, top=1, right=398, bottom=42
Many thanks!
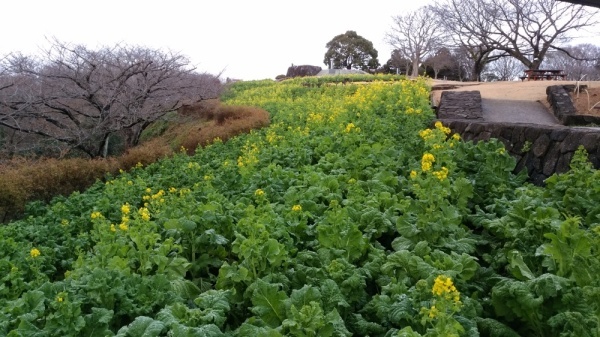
left=102, top=134, right=110, bottom=158
left=411, top=58, right=420, bottom=77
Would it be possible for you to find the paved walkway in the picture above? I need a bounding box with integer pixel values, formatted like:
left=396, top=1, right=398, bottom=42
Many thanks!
left=481, top=98, right=559, bottom=125
left=432, top=80, right=569, bottom=125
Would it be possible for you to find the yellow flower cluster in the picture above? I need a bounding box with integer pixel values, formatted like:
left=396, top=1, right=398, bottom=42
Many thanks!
left=434, top=121, right=451, bottom=135
left=169, top=187, right=177, bottom=193
left=266, top=130, right=281, bottom=144
left=30, top=248, right=41, bottom=258
left=421, top=153, right=435, bottom=172
left=410, top=170, right=418, bottom=179
left=428, top=305, right=439, bottom=318
left=121, top=203, right=131, bottom=215
left=292, top=204, right=302, bottom=212
left=187, top=162, right=201, bottom=170
left=90, top=211, right=103, bottom=220
left=432, top=167, right=449, bottom=181
left=110, top=224, right=116, bottom=232
left=344, top=123, right=360, bottom=133
left=237, top=142, right=260, bottom=168
left=61, top=219, right=69, bottom=226
left=307, top=112, right=324, bottom=124
left=419, top=128, right=434, bottom=141
left=255, top=189, right=265, bottom=197
left=138, top=207, right=151, bottom=221
left=432, top=275, right=461, bottom=304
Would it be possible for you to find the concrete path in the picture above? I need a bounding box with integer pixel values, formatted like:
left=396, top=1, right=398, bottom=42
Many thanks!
left=432, top=80, right=572, bottom=125
left=481, top=98, right=560, bottom=125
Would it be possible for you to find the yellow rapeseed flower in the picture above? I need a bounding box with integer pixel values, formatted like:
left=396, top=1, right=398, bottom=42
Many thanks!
left=292, top=205, right=302, bottom=212
left=90, top=211, right=103, bottom=220
left=421, top=153, right=435, bottom=172
left=255, top=189, right=265, bottom=197
left=344, top=123, right=357, bottom=133
left=61, top=219, right=69, bottom=226
left=57, top=296, right=64, bottom=302
left=435, top=121, right=451, bottom=135
left=433, top=167, right=449, bottom=181
left=432, top=275, right=461, bottom=304
left=30, top=248, right=41, bottom=258
left=121, top=204, right=130, bottom=215
left=119, top=223, right=128, bottom=231
left=410, top=170, right=418, bottom=179
left=429, top=305, right=439, bottom=319
left=110, top=224, right=116, bottom=232
left=452, top=133, right=461, bottom=141
left=169, top=187, right=177, bottom=193
left=139, top=207, right=151, bottom=221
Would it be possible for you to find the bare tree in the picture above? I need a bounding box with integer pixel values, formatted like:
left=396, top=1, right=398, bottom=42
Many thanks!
left=486, top=53, right=526, bottom=81
left=543, top=44, right=600, bottom=80
left=386, top=7, right=445, bottom=77
left=423, top=48, right=456, bottom=79
left=431, top=0, right=510, bottom=81
left=0, top=40, right=222, bottom=158
left=434, top=0, right=599, bottom=74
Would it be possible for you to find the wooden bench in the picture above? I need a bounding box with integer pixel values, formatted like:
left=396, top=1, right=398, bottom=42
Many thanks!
left=521, top=69, right=566, bottom=81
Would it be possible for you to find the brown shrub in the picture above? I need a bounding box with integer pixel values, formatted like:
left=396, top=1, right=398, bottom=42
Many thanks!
left=180, top=104, right=270, bottom=153
left=177, top=99, right=220, bottom=120
left=0, top=101, right=269, bottom=222
left=117, top=139, right=173, bottom=170
left=0, top=157, right=116, bottom=221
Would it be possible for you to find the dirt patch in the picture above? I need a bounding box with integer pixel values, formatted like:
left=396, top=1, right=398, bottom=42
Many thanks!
left=571, top=87, right=600, bottom=116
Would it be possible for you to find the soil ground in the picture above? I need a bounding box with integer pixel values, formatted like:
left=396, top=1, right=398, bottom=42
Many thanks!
left=571, top=87, right=600, bottom=116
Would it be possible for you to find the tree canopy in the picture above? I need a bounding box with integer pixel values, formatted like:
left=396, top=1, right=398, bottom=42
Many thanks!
left=324, top=31, right=379, bottom=71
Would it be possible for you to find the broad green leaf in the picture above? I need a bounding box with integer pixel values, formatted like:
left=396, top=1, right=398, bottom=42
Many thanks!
left=250, top=279, right=288, bottom=328
left=115, top=316, right=165, bottom=337
left=507, top=250, right=535, bottom=281
left=289, top=285, right=321, bottom=309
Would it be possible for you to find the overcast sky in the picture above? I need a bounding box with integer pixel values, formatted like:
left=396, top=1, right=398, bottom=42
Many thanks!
left=1, top=0, right=598, bottom=81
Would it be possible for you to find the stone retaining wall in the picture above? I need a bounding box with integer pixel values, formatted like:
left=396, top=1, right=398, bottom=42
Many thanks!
left=546, top=84, right=600, bottom=126
left=436, top=91, right=483, bottom=120
left=442, top=120, right=600, bottom=185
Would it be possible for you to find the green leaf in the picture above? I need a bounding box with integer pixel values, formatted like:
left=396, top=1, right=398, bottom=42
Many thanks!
left=115, top=316, right=165, bottom=337
left=250, top=279, right=288, bottom=328
left=507, top=250, right=535, bottom=281
left=236, top=322, right=284, bottom=337
left=81, top=308, right=114, bottom=337
left=320, top=279, right=350, bottom=312
left=397, top=326, right=423, bottom=337
left=170, top=323, right=224, bottom=337
left=289, top=285, right=321, bottom=309
left=474, top=318, right=522, bottom=337
left=324, top=309, right=352, bottom=337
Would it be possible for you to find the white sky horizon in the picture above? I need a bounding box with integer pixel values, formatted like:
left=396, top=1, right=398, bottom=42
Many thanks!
left=1, top=0, right=598, bottom=81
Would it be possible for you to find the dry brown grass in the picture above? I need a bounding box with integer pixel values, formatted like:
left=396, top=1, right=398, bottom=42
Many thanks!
left=179, top=104, right=270, bottom=154
left=571, top=87, right=600, bottom=116
left=0, top=100, right=270, bottom=222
